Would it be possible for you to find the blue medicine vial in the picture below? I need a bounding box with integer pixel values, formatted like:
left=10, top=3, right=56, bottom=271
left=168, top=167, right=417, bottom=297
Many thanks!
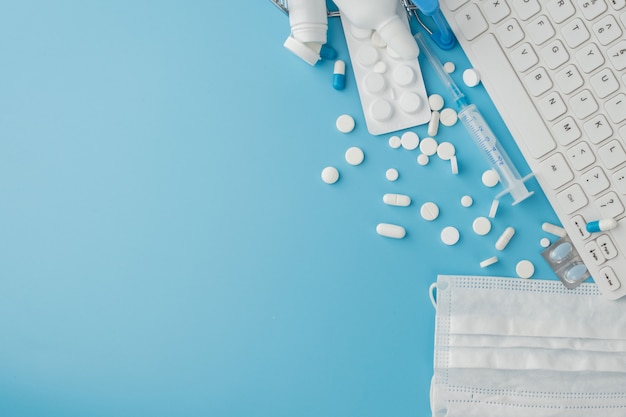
left=333, top=60, right=346, bottom=90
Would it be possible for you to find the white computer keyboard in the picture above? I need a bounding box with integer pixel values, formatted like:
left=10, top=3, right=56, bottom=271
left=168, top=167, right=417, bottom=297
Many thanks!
left=439, top=0, right=626, bottom=300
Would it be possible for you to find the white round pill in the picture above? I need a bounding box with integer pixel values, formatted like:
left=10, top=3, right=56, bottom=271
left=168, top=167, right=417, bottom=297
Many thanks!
left=441, top=226, right=460, bottom=246
left=399, top=92, right=423, bottom=114
left=374, top=61, right=387, bottom=74
left=336, top=114, right=355, bottom=133
left=419, top=137, right=438, bottom=156
left=386, top=168, right=399, bottom=181
left=364, top=72, right=386, bottom=94
left=357, top=44, right=379, bottom=66
left=463, top=68, right=481, bottom=87
left=393, top=65, right=415, bottom=86
left=417, top=153, right=429, bottom=166
left=370, top=98, right=393, bottom=121
left=439, top=108, right=458, bottom=127
left=516, top=260, right=535, bottom=279
left=420, top=202, right=440, bottom=221
left=472, top=216, right=492, bottom=236
left=389, top=135, right=401, bottom=149
left=481, top=169, right=500, bottom=187
left=540, top=237, right=551, bottom=248
left=436, top=141, right=456, bottom=160
left=428, top=94, right=444, bottom=111
left=345, top=146, right=364, bottom=165
left=443, top=61, right=456, bottom=73
left=461, top=195, right=473, bottom=207
left=321, top=166, right=339, bottom=184
left=401, top=131, right=420, bottom=150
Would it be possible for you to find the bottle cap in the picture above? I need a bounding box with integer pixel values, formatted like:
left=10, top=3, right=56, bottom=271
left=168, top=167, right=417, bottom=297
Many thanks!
left=283, top=36, right=320, bottom=66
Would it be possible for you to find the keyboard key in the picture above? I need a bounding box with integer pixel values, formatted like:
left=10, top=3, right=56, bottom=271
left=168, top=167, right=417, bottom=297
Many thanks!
left=610, top=0, right=626, bottom=10
left=595, top=191, right=624, bottom=218
left=455, top=4, right=488, bottom=40
left=612, top=167, right=626, bottom=194
left=497, top=18, right=525, bottom=47
left=598, top=266, right=621, bottom=291
left=566, top=141, right=595, bottom=170
left=547, top=0, right=576, bottom=23
left=541, top=39, right=569, bottom=69
left=583, top=114, right=613, bottom=145
left=571, top=214, right=591, bottom=239
left=577, top=0, right=608, bottom=20
left=585, top=240, right=606, bottom=265
left=553, top=116, right=581, bottom=146
left=539, top=152, right=574, bottom=189
left=592, top=15, right=622, bottom=46
left=528, top=15, right=556, bottom=45
left=554, top=64, right=583, bottom=94
left=524, top=67, right=552, bottom=96
left=561, top=18, right=590, bottom=48
left=481, top=0, right=511, bottom=23
left=569, top=89, right=598, bottom=119
left=590, top=68, right=620, bottom=99
left=599, top=140, right=626, bottom=169
left=605, top=93, right=626, bottom=124
left=443, top=0, right=469, bottom=11
left=607, top=40, right=626, bottom=70
left=580, top=166, right=610, bottom=196
left=597, top=235, right=618, bottom=260
left=511, top=0, right=540, bottom=20
left=510, top=42, right=538, bottom=71
left=575, top=43, right=605, bottom=73
left=557, top=183, right=588, bottom=213
left=539, top=92, right=567, bottom=121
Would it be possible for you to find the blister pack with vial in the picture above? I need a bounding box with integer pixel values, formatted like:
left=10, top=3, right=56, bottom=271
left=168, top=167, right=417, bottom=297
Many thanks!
left=340, top=9, right=431, bottom=135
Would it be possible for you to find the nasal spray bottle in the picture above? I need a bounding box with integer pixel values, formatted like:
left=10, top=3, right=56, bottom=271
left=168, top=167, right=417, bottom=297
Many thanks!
left=283, top=0, right=329, bottom=65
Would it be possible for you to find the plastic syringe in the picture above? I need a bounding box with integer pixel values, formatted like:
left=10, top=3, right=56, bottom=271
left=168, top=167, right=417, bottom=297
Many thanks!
left=415, top=33, right=534, bottom=205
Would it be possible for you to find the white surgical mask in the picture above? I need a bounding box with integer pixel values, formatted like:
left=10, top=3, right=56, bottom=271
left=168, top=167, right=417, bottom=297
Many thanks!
left=430, top=275, right=626, bottom=417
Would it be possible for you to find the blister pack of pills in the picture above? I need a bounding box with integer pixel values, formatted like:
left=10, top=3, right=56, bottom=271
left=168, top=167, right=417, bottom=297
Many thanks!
left=340, top=10, right=431, bottom=135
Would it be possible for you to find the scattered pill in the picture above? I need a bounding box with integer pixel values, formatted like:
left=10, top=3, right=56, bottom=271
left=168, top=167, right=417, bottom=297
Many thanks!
left=495, top=226, right=515, bottom=251
left=383, top=193, right=411, bottom=207
left=462, top=68, right=481, bottom=87
left=419, top=137, right=438, bottom=156
left=540, top=237, right=551, bottom=248
left=481, top=169, right=500, bottom=187
left=389, top=135, right=402, bottom=149
left=564, top=263, right=589, bottom=283
left=549, top=241, right=573, bottom=263
left=376, top=223, right=406, bottom=239
left=374, top=61, right=387, bottom=73
left=516, top=260, right=535, bottom=279
left=333, top=60, right=346, bottom=90
left=439, top=108, right=458, bottom=127
left=472, top=216, right=492, bottom=236
left=345, top=146, right=364, bottom=165
left=321, top=166, right=339, bottom=184
left=401, top=131, right=420, bottom=150
left=336, top=114, right=355, bottom=133
left=479, top=256, right=498, bottom=268
left=443, top=61, right=456, bottom=73
left=420, top=202, right=440, bottom=221
left=436, top=142, right=456, bottom=160
left=428, top=94, right=444, bottom=111
left=542, top=222, right=566, bottom=238
left=417, top=153, right=430, bottom=166
left=427, top=110, right=440, bottom=136
left=441, top=226, right=460, bottom=245
left=488, top=199, right=500, bottom=219
left=386, top=168, right=399, bottom=181
left=461, top=195, right=473, bottom=207
left=586, top=218, right=618, bottom=233
left=450, top=155, right=459, bottom=175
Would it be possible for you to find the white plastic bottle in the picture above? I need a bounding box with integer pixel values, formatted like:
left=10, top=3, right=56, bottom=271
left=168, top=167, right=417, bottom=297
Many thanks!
left=288, top=0, right=328, bottom=44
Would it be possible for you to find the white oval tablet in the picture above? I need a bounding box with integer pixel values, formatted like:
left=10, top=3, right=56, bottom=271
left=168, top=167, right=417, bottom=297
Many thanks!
left=436, top=141, right=456, bottom=160
left=383, top=193, right=411, bottom=207
left=463, top=68, right=481, bottom=87
left=321, top=166, right=339, bottom=184
left=399, top=92, right=423, bottom=114
left=439, top=108, right=458, bottom=127
left=441, top=226, right=460, bottom=246
left=472, top=216, right=492, bottom=236
left=417, top=153, right=429, bottom=166
left=443, top=61, right=456, bottom=73
left=420, top=202, right=440, bottom=221
left=376, top=223, right=406, bottom=239
left=336, top=114, right=355, bottom=133
left=461, top=195, right=473, bottom=207
left=481, top=169, right=500, bottom=187
left=516, top=260, right=535, bottom=279
left=364, top=72, right=386, bottom=94
left=479, top=256, right=498, bottom=268
left=419, top=137, right=438, bottom=156
left=450, top=155, right=459, bottom=174
left=401, top=131, right=420, bottom=150
left=393, top=65, right=415, bottom=86
left=385, top=168, right=399, bottom=181
left=388, top=135, right=402, bottom=149
left=345, top=146, right=364, bottom=165
left=428, top=94, right=444, bottom=111
left=370, top=99, right=393, bottom=121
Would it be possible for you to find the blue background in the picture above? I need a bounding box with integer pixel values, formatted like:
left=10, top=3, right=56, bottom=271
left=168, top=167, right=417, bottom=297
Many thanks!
left=0, top=1, right=561, bottom=416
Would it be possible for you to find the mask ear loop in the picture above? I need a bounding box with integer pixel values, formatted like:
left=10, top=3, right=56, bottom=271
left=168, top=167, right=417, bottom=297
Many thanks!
left=429, top=282, right=437, bottom=309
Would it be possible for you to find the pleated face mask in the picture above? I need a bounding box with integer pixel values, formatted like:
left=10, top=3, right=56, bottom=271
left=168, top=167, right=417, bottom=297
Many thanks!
left=430, top=275, right=626, bottom=417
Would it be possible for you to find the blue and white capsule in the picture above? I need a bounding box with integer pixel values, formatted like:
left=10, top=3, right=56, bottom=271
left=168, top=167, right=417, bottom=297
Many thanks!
left=333, top=59, right=346, bottom=91
left=585, top=218, right=618, bottom=233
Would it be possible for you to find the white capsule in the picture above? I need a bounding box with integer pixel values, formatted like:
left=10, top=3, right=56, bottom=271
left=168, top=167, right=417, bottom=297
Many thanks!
left=332, top=60, right=346, bottom=90
left=450, top=155, right=459, bottom=175
left=376, top=223, right=406, bottom=239
left=479, top=256, right=498, bottom=268
left=488, top=198, right=500, bottom=219
left=428, top=110, right=440, bottom=137
left=541, top=222, right=566, bottom=238
left=516, top=260, right=535, bottom=279
left=585, top=218, right=618, bottom=233
left=495, top=226, right=516, bottom=251
left=383, top=193, right=411, bottom=207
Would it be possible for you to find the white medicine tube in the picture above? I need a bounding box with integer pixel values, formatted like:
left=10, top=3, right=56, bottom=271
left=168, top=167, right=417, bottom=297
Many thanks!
left=288, top=0, right=328, bottom=44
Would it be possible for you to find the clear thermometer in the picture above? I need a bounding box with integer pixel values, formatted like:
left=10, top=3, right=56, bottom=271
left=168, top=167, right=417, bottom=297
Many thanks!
left=415, top=33, right=534, bottom=205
